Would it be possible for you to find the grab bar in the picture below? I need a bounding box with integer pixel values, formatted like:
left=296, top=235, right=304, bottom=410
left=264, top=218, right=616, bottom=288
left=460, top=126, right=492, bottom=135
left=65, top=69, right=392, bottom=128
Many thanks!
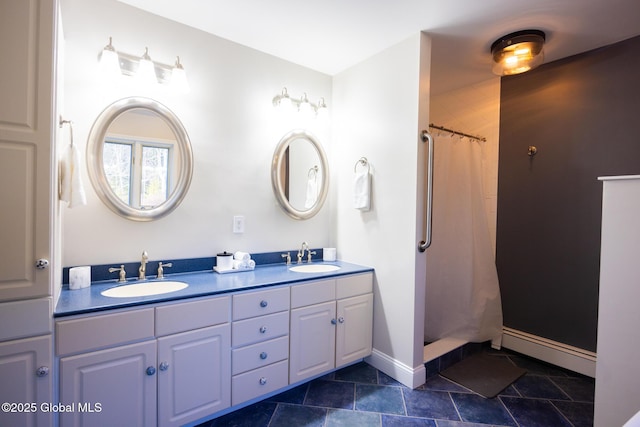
left=418, top=130, right=434, bottom=252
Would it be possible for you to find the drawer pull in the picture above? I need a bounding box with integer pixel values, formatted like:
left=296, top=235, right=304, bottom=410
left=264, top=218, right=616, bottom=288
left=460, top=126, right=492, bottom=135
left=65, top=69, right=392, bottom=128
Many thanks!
left=331, top=318, right=337, bottom=325
left=159, top=362, right=170, bottom=371
left=338, top=317, right=345, bottom=324
left=260, top=352, right=268, bottom=360
left=36, top=366, right=49, bottom=377
left=259, top=325, right=268, bottom=334
left=259, top=377, right=267, bottom=385
left=146, top=366, right=156, bottom=376
left=260, top=300, right=268, bottom=308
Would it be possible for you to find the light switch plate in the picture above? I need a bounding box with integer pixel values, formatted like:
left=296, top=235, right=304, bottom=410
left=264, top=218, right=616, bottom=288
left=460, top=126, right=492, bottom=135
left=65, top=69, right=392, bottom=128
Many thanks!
left=233, top=215, right=245, bottom=233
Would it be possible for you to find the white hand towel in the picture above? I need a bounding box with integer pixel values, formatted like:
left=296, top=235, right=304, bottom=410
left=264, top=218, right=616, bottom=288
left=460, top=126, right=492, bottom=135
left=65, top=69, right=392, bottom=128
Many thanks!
left=234, top=251, right=251, bottom=261
left=304, top=175, right=318, bottom=208
left=59, top=144, right=87, bottom=208
left=353, top=168, right=371, bottom=210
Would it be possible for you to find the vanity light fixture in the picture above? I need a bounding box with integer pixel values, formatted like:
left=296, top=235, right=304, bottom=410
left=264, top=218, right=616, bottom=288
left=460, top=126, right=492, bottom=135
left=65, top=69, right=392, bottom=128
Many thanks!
left=491, top=29, right=546, bottom=76
left=97, top=37, right=189, bottom=92
left=272, top=87, right=328, bottom=119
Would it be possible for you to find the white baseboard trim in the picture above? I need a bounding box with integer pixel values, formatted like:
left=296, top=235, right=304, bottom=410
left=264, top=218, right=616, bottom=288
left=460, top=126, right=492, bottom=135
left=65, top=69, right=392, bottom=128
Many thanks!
left=365, top=349, right=426, bottom=389
left=502, top=327, right=596, bottom=377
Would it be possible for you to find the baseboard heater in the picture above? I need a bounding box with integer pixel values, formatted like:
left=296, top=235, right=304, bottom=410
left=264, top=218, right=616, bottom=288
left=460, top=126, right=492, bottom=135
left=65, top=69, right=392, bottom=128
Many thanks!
left=501, top=327, right=596, bottom=378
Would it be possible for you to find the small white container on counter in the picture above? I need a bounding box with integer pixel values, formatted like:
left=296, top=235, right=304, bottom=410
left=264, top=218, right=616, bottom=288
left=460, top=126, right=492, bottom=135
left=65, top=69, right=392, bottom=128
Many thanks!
left=69, top=266, right=91, bottom=290
left=323, top=248, right=337, bottom=262
left=216, top=251, right=234, bottom=271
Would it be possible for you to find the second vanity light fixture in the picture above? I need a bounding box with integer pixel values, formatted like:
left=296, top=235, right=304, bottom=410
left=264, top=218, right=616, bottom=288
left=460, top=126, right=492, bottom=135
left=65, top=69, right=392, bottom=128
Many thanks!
left=98, top=37, right=190, bottom=93
left=273, top=87, right=328, bottom=120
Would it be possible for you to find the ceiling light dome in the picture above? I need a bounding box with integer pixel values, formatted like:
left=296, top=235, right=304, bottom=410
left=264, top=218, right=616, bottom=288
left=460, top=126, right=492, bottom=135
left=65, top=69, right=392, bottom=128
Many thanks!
left=491, top=30, right=546, bottom=76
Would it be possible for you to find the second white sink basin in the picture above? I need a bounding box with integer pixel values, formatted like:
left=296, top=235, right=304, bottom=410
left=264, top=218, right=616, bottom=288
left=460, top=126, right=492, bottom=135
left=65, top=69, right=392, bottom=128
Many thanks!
left=101, top=281, right=188, bottom=298
left=289, top=264, right=341, bottom=273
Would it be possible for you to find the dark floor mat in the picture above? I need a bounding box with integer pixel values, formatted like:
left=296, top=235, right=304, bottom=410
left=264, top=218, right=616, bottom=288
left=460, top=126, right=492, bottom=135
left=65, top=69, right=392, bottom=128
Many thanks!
left=440, top=352, right=526, bottom=398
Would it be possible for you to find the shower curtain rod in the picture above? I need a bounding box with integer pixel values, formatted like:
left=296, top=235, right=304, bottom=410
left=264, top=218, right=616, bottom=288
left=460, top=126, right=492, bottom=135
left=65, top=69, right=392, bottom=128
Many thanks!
left=429, top=123, right=486, bottom=142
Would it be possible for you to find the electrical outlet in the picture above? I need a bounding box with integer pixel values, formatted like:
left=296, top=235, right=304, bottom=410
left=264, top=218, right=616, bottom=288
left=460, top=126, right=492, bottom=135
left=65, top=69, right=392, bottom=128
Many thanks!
left=233, top=215, right=245, bottom=233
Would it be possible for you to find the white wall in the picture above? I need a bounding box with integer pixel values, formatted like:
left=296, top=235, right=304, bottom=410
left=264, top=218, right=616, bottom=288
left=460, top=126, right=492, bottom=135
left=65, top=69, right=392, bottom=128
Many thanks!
left=60, top=0, right=333, bottom=268
left=332, top=33, right=431, bottom=387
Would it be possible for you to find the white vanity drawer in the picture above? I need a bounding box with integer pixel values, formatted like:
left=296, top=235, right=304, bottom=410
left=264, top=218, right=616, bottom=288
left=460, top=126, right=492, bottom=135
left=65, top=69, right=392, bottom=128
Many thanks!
left=232, top=287, right=290, bottom=321
left=290, top=279, right=335, bottom=308
left=155, top=296, right=230, bottom=336
left=56, top=308, right=154, bottom=356
left=232, top=359, right=289, bottom=405
left=336, top=273, right=373, bottom=299
left=232, top=335, right=289, bottom=375
left=232, top=310, right=289, bottom=347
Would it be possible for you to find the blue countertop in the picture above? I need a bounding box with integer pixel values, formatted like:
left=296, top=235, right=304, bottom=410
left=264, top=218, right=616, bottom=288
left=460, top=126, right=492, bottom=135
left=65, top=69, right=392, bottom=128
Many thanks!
left=55, top=261, right=374, bottom=317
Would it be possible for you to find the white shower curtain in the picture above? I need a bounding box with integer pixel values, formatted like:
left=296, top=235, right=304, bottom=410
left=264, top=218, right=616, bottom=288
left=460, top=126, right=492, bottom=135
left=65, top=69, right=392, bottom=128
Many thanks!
left=424, top=133, right=503, bottom=346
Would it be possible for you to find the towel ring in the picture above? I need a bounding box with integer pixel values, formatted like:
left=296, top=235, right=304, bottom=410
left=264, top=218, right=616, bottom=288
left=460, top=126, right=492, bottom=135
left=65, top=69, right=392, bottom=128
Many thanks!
left=308, top=165, right=318, bottom=179
left=354, top=157, right=369, bottom=173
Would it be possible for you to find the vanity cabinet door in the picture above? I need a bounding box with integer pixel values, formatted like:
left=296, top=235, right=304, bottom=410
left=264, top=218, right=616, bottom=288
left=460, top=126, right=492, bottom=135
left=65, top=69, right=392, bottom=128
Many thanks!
left=157, top=324, right=230, bottom=427
left=289, top=301, right=336, bottom=383
left=336, top=293, right=373, bottom=368
left=59, top=340, right=157, bottom=427
left=0, top=335, right=52, bottom=427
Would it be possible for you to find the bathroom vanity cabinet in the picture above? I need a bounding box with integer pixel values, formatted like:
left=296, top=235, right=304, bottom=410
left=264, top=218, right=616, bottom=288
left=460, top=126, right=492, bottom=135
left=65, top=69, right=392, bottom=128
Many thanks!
left=290, top=274, right=373, bottom=383
left=54, top=271, right=373, bottom=426
left=56, top=298, right=231, bottom=427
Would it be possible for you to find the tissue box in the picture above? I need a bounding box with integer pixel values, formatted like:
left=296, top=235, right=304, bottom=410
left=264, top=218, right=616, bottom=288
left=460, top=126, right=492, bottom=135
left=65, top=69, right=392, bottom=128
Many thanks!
left=69, top=266, right=91, bottom=290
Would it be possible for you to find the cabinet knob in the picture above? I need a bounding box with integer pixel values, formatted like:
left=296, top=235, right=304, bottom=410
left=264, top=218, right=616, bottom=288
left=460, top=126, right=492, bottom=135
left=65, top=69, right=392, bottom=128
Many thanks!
left=260, top=352, right=268, bottom=360
left=159, top=362, right=169, bottom=371
left=36, top=366, right=49, bottom=377
left=260, top=300, right=268, bottom=308
left=146, top=366, right=156, bottom=376
left=259, top=326, right=267, bottom=334
left=338, top=317, right=345, bottom=324
left=35, top=259, right=50, bottom=269
left=331, top=318, right=337, bottom=325
left=259, top=377, right=267, bottom=385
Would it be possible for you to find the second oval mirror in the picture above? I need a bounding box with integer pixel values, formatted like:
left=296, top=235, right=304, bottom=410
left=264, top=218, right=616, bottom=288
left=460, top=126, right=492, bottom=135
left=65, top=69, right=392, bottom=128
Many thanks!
left=271, top=130, right=329, bottom=220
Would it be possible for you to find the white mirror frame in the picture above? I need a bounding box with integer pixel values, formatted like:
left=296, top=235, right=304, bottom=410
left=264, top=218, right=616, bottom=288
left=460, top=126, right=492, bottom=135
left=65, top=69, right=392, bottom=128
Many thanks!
left=271, top=129, right=329, bottom=220
left=86, top=97, right=193, bottom=221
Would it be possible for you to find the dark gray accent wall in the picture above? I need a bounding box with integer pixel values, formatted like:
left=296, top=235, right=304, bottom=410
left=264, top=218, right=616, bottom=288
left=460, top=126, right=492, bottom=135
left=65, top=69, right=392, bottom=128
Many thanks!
left=496, top=35, right=640, bottom=352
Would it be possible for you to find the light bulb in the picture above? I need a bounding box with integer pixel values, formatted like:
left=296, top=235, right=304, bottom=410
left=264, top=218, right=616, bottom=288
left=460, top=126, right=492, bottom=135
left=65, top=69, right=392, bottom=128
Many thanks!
left=136, top=47, right=157, bottom=85
left=170, top=56, right=190, bottom=93
left=98, top=37, right=121, bottom=82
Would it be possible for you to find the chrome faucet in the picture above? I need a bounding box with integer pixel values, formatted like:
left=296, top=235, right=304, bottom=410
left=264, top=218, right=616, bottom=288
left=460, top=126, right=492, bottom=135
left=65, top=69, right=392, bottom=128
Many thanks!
left=297, top=242, right=309, bottom=264
left=138, top=251, right=149, bottom=280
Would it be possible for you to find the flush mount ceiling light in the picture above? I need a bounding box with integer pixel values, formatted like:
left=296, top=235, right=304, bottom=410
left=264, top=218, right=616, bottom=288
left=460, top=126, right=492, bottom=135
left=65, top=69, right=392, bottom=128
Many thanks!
left=491, top=29, right=546, bottom=76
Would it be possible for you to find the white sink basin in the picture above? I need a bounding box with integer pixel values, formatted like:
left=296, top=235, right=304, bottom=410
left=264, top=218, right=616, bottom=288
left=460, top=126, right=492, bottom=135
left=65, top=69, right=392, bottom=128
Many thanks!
left=289, top=264, right=341, bottom=273
left=101, top=281, right=188, bottom=298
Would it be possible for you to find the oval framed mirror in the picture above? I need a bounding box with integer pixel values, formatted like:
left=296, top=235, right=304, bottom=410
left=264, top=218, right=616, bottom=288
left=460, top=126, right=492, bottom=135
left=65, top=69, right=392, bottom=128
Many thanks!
left=86, top=97, right=193, bottom=221
left=271, top=129, right=329, bottom=220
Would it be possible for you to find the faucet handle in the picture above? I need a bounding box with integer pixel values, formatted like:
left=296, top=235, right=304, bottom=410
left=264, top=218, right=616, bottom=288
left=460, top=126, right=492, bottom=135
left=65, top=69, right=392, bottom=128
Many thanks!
left=281, top=252, right=291, bottom=265
left=307, top=251, right=317, bottom=263
left=108, top=265, right=127, bottom=283
left=157, top=262, right=172, bottom=279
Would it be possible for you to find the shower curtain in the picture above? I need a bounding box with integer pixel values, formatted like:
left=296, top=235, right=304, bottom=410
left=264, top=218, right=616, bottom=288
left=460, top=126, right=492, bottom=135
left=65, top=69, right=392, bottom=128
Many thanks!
left=424, top=133, right=503, bottom=346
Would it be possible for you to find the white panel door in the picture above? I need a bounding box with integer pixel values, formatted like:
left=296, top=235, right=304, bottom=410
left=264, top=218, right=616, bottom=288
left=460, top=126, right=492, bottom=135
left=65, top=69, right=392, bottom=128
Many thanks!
left=289, top=301, right=336, bottom=383
left=336, top=293, right=373, bottom=368
left=59, top=341, right=157, bottom=427
left=157, top=324, right=231, bottom=427
left=0, top=0, right=56, bottom=300
left=0, top=335, right=52, bottom=427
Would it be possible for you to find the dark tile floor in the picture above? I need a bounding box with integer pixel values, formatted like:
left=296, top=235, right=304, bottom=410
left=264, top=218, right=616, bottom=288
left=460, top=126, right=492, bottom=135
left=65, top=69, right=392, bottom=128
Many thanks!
left=199, top=349, right=595, bottom=427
